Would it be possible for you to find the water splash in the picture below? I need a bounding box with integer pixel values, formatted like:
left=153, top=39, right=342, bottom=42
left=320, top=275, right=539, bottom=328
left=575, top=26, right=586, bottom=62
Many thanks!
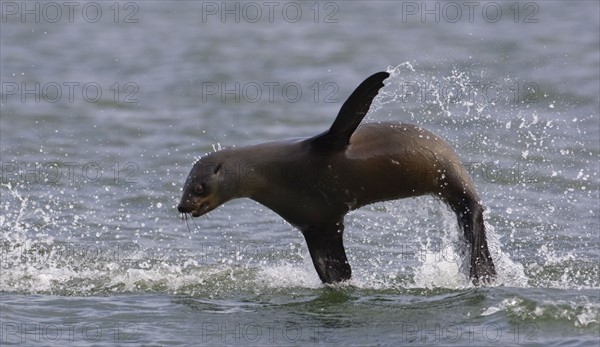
left=482, top=296, right=600, bottom=329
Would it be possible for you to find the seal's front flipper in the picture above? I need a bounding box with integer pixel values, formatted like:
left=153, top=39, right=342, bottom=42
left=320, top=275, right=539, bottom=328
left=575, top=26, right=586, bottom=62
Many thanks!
left=311, top=71, right=390, bottom=151
left=302, top=224, right=351, bottom=284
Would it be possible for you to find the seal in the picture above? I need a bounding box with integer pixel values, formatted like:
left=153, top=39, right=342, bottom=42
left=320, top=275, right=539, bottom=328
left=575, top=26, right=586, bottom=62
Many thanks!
left=178, top=71, right=496, bottom=285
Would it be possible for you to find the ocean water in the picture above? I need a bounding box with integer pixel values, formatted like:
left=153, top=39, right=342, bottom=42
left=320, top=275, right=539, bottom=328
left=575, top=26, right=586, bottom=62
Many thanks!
left=1, top=1, right=598, bottom=346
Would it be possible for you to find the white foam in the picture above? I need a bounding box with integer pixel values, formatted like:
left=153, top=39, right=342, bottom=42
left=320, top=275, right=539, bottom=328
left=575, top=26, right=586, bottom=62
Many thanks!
left=255, top=262, right=322, bottom=289
left=0, top=183, right=591, bottom=296
left=480, top=297, right=600, bottom=328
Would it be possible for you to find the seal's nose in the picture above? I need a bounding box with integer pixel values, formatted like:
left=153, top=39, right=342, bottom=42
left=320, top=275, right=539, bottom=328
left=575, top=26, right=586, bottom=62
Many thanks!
left=177, top=204, right=190, bottom=213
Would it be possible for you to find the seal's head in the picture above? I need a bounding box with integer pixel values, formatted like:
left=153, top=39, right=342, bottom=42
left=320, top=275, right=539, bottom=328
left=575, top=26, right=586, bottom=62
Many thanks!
left=178, top=154, right=233, bottom=217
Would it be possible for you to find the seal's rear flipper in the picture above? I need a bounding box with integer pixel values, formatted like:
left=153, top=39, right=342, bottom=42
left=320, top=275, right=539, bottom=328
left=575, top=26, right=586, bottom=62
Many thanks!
left=470, top=206, right=496, bottom=285
left=471, top=255, right=496, bottom=285
left=302, top=224, right=351, bottom=284
left=311, top=71, right=390, bottom=151
left=458, top=201, right=497, bottom=285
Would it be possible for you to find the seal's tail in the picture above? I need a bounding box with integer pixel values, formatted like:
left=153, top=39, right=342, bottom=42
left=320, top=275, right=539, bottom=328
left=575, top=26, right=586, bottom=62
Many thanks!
left=459, top=200, right=496, bottom=285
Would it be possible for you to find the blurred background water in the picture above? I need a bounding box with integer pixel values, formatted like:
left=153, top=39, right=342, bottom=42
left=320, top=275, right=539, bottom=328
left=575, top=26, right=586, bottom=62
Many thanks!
left=1, top=1, right=598, bottom=346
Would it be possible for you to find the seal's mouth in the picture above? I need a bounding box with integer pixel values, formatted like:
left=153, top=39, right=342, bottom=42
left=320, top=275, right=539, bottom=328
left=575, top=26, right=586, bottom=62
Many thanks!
left=178, top=199, right=213, bottom=218
left=190, top=201, right=211, bottom=217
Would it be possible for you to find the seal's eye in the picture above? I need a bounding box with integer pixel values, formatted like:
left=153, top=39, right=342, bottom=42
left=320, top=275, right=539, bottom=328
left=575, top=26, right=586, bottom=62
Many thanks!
left=194, top=183, right=205, bottom=195
left=213, top=163, right=222, bottom=174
